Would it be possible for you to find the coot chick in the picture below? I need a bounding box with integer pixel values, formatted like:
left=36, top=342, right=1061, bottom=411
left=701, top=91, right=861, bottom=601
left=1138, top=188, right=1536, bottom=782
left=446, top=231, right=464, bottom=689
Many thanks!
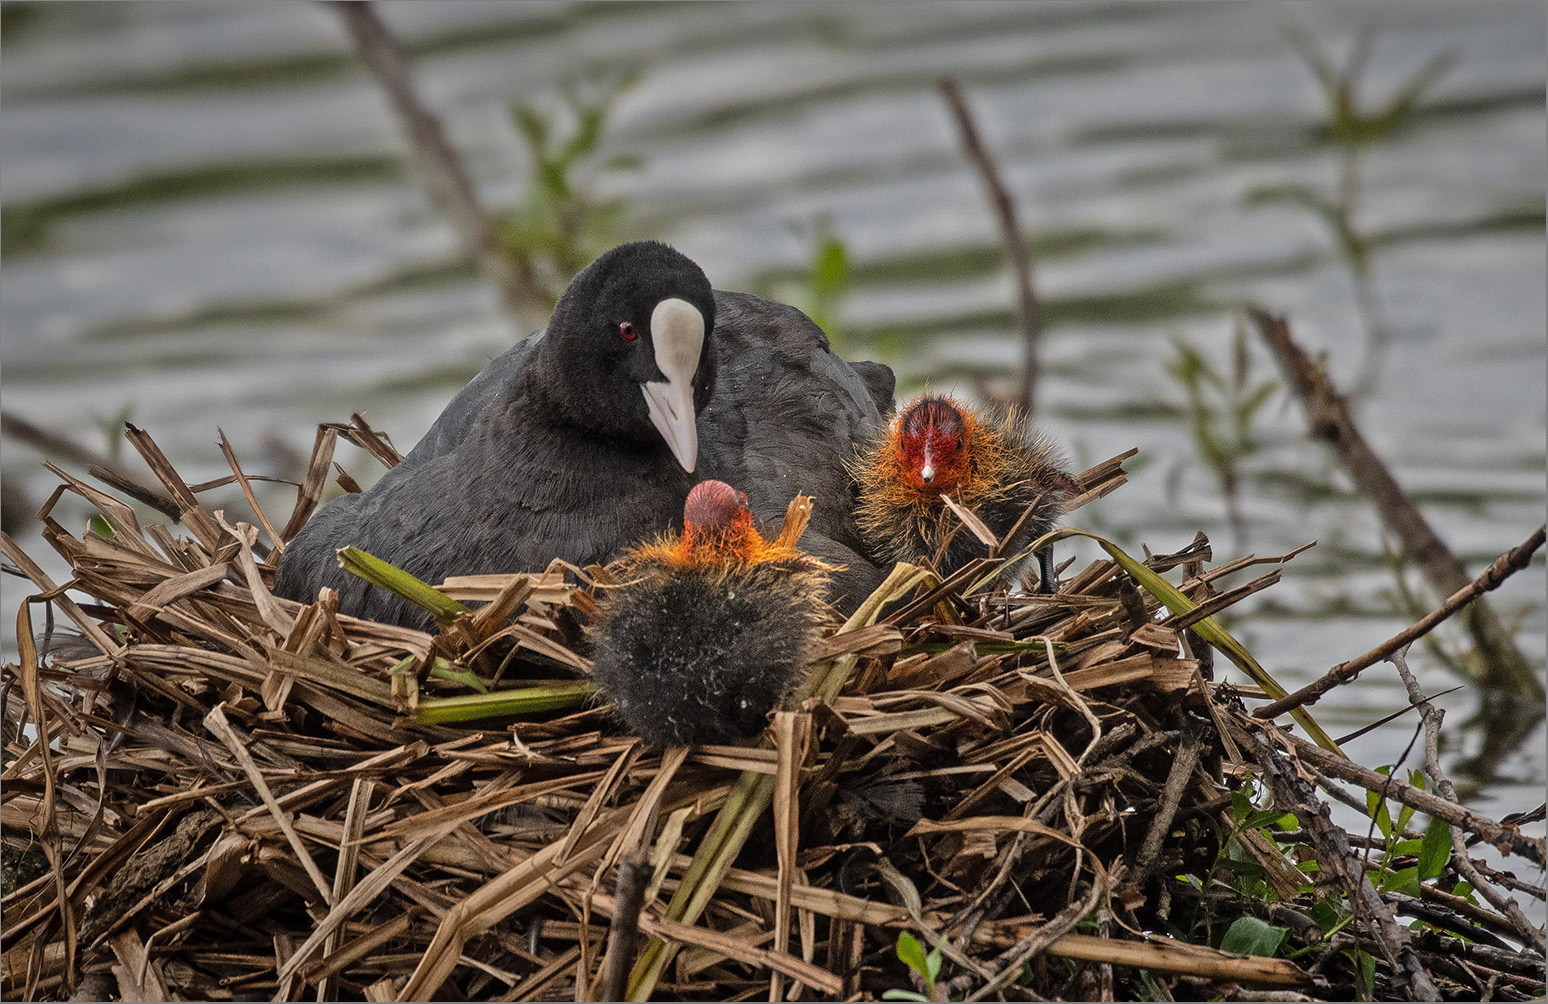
left=591, top=480, right=831, bottom=748
left=850, top=395, right=1077, bottom=590
left=274, top=241, right=716, bottom=629
left=279, top=241, right=894, bottom=628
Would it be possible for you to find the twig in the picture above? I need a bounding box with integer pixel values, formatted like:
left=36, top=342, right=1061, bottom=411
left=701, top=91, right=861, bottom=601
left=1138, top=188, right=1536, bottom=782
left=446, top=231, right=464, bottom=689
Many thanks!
left=1285, top=737, right=1547, bottom=868
left=1256, top=526, right=1544, bottom=717
left=1, top=409, right=181, bottom=521
left=332, top=1, right=543, bottom=325
left=1388, top=648, right=1547, bottom=954
left=599, top=851, right=648, bottom=1004
left=1124, top=720, right=1202, bottom=894
left=962, top=875, right=1107, bottom=1002
left=1250, top=309, right=1543, bottom=700
left=1245, top=728, right=1439, bottom=1001
left=938, top=77, right=1043, bottom=417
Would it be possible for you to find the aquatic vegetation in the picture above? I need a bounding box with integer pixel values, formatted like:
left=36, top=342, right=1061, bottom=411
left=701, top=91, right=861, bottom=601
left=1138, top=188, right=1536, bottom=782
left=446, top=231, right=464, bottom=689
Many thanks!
left=1165, top=317, right=1279, bottom=552
left=493, top=72, right=642, bottom=306
left=1245, top=24, right=1456, bottom=396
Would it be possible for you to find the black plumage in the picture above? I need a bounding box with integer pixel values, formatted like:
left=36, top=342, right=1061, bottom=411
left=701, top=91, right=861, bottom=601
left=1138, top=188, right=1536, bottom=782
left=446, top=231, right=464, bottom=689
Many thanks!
left=590, top=561, right=822, bottom=748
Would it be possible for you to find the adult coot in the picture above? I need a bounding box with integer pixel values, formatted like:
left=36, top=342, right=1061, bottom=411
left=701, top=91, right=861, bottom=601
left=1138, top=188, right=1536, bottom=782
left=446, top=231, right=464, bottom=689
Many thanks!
left=850, top=394, right=1076, bottom=591
left=275, top=241, right=892, bottom=627
left=591, top=480, right=831, bottom=747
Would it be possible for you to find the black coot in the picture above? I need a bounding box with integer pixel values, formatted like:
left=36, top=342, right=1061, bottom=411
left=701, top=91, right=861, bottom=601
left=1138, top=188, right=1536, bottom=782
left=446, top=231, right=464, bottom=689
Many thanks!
left=275, top=241, right=892, bottom=627
left=275, top=241, right=715, bottom=628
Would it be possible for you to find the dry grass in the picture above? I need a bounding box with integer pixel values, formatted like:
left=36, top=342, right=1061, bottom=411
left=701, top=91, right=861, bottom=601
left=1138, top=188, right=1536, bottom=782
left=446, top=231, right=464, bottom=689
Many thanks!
left=2, top=423, right=1542, bottom=1001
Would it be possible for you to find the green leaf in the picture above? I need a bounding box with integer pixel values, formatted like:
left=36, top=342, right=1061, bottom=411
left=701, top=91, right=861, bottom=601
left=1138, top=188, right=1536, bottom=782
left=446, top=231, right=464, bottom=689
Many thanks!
left=336, top=547, right=470, bottom=627
left=1353, top=948, right=1376, bottom=1000
left=1366, top=770, right=1394, bottom=840
left=881, top=992, right=930, bottom=1002
left=1238, top=380, right=1280, bottom=425
left=1243, top=808, right=1289, bottom=832
left=925, top=943, right=943, bottom=982
left=812, top=235, right=849, bottom=296
left=1305, top=900, right=1342, bottom=933
left=1216, top=856, right=1265, bottom=880
left=413, top=682, right=595, bottom=725
left=1384, top=866, right=1421, bottom=898
left=1418, top=817, right=1452, bottom=880
left=512, top=103, right=549, bottom=150
left=427, top=659, right=487, bottom=693
left=895, top=930, right=930, bottom=981
left=1376, top=50, right=1457, bottom=135
left=1219, top=916, right=1289, bottom=958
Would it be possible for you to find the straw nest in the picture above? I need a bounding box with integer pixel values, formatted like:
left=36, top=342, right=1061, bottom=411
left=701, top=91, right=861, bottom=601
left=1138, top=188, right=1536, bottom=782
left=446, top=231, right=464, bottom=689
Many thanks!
left=3, top=420, right=1543, bottom=1002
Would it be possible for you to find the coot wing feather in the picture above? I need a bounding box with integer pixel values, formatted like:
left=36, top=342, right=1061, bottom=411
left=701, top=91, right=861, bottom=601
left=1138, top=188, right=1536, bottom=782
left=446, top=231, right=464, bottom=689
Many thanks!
left=403, top=332, right=543, bottom=465
left=278, top=378, right=693, bottom=629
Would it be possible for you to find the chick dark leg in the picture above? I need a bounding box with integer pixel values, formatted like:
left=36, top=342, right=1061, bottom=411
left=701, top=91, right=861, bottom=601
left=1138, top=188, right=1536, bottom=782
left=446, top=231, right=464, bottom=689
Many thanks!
left=1037, top=547, right=1058, bottom=594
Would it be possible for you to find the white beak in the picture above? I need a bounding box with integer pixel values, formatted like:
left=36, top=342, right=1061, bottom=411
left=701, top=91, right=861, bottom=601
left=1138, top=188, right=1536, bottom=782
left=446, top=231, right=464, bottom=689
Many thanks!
left=920, top=464, right=935, bottom=483
left=641, top=297, right=705, bottom=473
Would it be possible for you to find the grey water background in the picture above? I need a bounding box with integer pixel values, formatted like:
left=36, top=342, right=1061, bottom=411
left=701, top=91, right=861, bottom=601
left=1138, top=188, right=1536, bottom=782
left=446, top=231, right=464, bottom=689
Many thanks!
left=2, top=0, right=1543, bottom=843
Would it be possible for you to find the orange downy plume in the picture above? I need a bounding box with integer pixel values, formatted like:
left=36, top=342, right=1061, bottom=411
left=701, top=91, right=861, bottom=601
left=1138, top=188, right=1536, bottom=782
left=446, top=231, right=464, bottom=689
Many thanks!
left=624, top=480, right=802, bottom=572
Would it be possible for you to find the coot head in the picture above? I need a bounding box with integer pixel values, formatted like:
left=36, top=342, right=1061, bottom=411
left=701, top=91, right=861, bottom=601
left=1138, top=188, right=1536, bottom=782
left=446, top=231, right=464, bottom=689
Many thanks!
left=681, top=479, right=754, bottom=553
left=896, top=395, right=972, bottom=493
left=528, top=241, right=717, bottom=471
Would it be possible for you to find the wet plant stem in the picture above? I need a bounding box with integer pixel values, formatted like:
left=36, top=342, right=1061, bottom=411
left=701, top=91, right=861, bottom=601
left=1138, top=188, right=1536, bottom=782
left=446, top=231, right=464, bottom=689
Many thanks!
left=333, top=1, right=543, bottom=324
left=938, top=77, right=1042, bottom=417
left=1251, top=309, right=1544, bottom=702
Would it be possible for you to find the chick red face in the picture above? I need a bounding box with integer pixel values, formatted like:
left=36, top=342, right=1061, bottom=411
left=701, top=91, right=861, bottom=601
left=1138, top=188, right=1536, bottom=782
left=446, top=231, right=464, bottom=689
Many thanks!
left=682, top=480, right=755, bottom=554
left=896, top=397, right=970, bottom=493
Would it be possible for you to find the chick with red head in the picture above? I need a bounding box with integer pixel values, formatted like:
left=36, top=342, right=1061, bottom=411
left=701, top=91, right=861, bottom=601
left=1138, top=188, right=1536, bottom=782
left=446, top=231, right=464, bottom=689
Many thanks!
left=591, top=480, right=831, bottom=747
left=850, top=395, right=1076, bottom=590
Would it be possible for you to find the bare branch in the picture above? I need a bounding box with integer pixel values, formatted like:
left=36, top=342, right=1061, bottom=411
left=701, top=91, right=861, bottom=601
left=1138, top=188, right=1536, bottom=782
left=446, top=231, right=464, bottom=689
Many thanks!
left=1250, top=309, right=1543, bottom=700
left=1389, top=648, right=1547, bottom=954
left=1255, top=525, right=1545, bottom=718
left=332, top=1, right=543, bottom=324
left=939, top=77, right=1043, bottom=417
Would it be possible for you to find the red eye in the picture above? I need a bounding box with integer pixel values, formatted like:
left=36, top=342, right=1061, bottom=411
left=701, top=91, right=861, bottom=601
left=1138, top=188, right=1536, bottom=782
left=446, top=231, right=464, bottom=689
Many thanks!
left=620, top=322, right=638, bottom=341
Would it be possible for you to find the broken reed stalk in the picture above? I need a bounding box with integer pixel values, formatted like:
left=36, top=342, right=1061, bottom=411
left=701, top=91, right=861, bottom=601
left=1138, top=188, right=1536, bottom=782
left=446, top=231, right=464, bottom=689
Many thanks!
left=1256, top=525, right=1545, bottom=718
left=3, top=428, right=1543, bottom=1002
left=938, top=77, right=1043, bottom=417
left=0, top=408, right=181, bottom=520
left=1250, top=308, right=1544, bottom=701
left=332, top=0, right=544, bottom=325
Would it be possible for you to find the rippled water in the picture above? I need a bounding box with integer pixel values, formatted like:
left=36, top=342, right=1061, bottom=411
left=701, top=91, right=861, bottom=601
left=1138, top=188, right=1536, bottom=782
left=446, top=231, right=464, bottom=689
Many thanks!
left=2, top=1, right=1543, bottom=827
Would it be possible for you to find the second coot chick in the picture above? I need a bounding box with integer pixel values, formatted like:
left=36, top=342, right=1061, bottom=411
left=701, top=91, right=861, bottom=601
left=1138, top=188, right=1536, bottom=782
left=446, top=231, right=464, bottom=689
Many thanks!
left=851, top=395, right=1077, bottom=590
left=591, top=480, right=830, bottom=748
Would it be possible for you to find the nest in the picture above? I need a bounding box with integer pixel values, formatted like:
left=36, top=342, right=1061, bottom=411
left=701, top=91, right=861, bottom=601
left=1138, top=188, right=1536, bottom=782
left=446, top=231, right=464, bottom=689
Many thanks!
left=2, top=421, right=1544, bottom=1002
